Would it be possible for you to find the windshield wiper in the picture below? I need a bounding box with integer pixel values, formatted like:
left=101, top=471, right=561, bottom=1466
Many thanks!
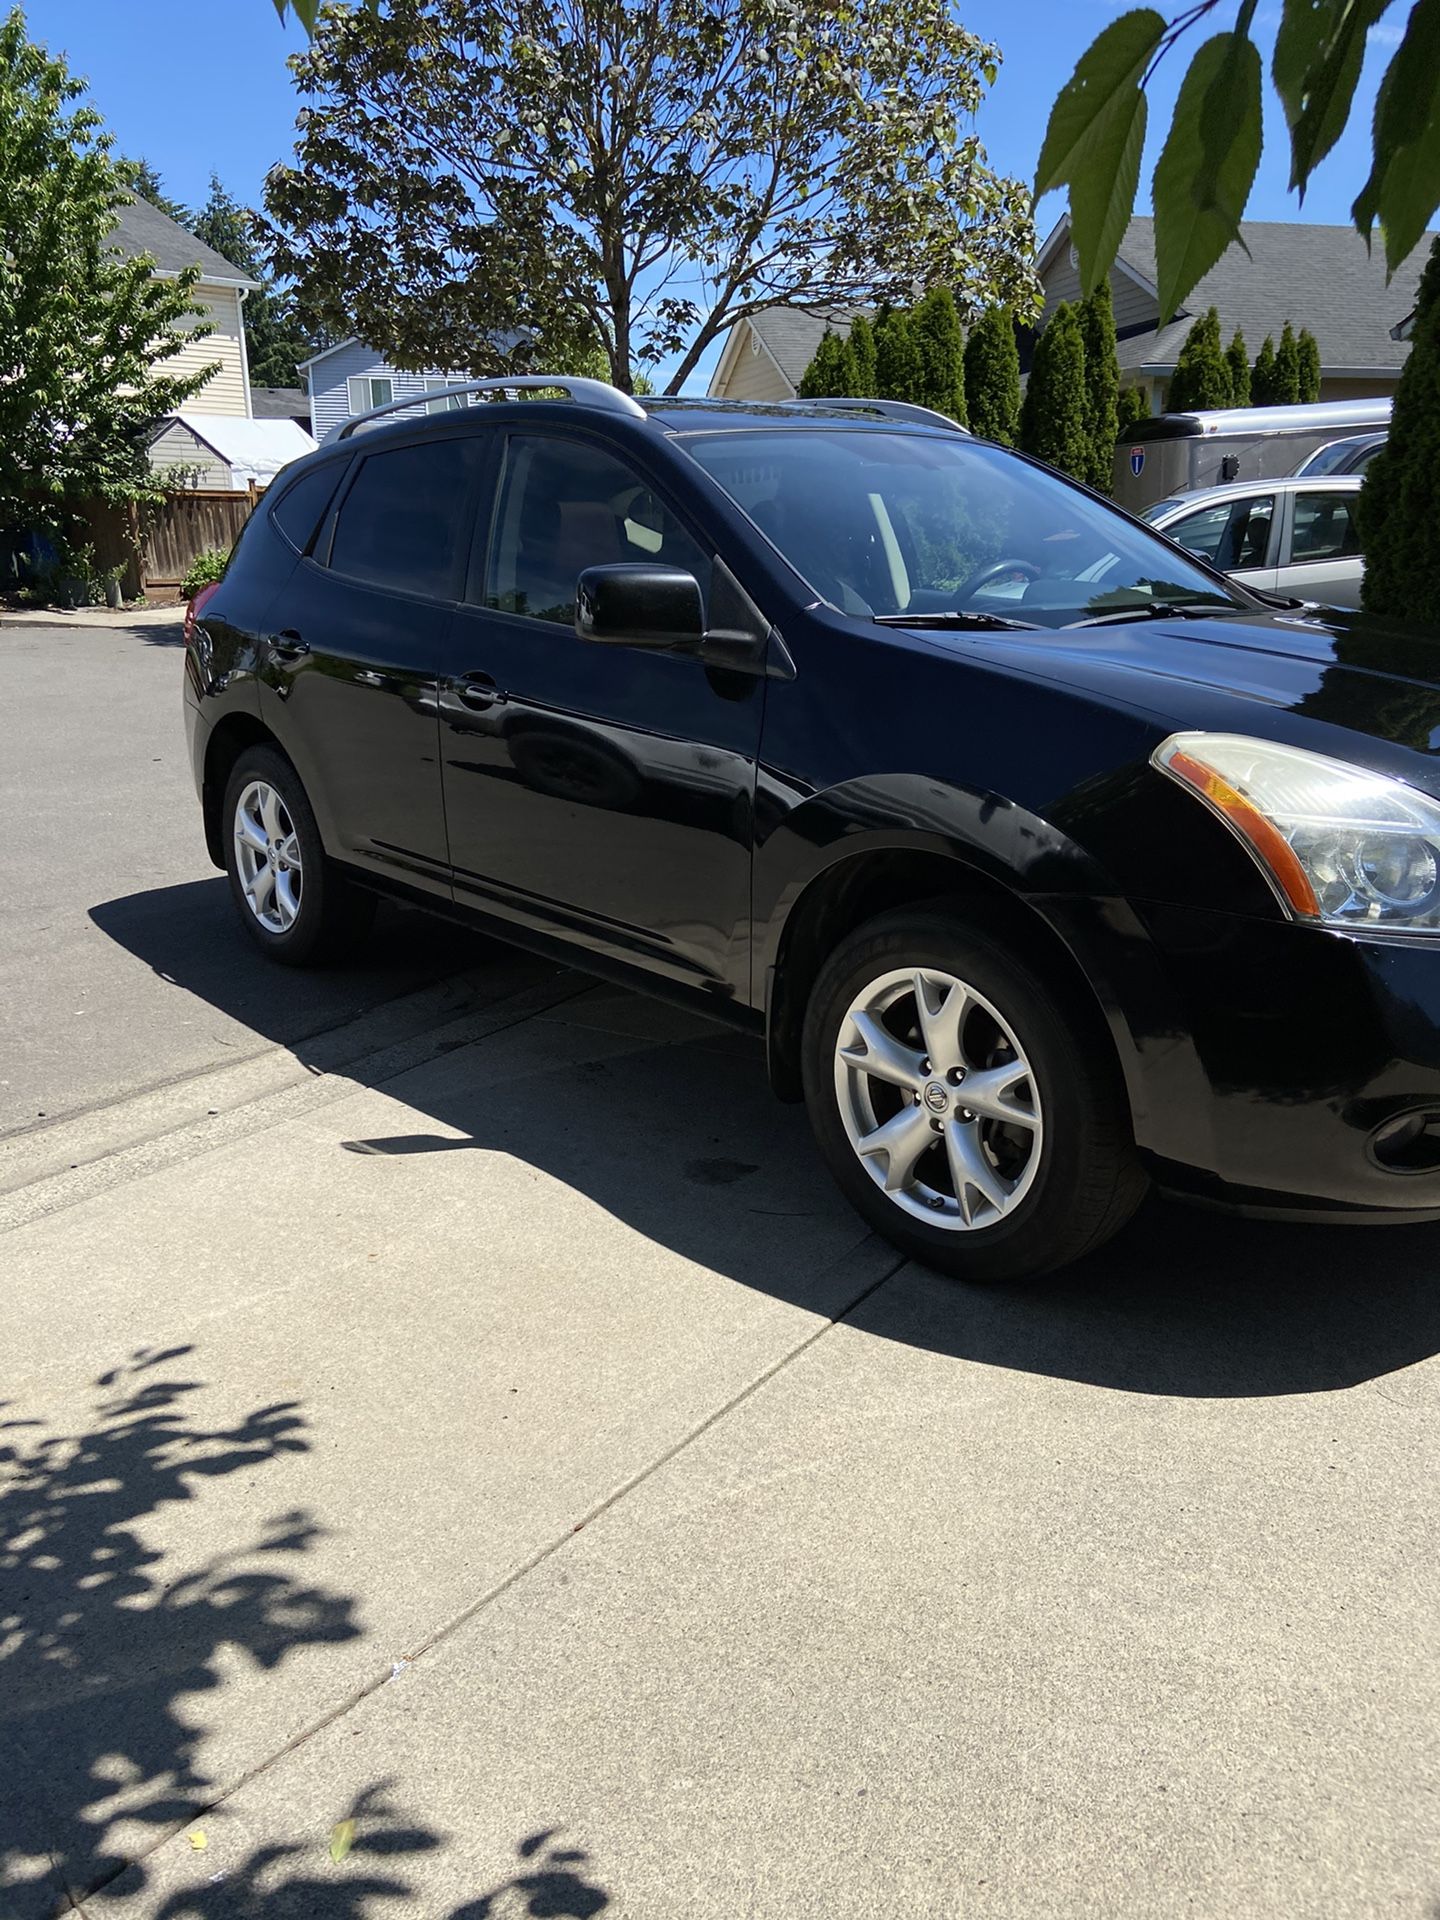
left=873, top=609, right=1041, bottom=632
left=1066, top=600, right=1233, bottom=628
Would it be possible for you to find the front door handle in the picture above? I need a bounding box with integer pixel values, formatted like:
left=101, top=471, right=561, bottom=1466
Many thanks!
left=455, top=672, right=507, bottom=710
left=271, top=629, right=309, bottom=663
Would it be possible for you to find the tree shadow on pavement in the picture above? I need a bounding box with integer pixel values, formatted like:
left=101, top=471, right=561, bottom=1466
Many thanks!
left=0, top=1349, right=362, bottom=1915
left=90, top=883, right=1440, bottom=1400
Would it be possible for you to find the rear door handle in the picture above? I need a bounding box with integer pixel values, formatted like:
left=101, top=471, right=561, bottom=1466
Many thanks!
left=455, top=672, right=506, bottom=710
left=271, top=629, right=309, bottom=663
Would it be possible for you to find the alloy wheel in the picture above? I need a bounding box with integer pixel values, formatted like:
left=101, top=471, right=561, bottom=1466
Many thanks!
left=233, top=780, right=304, bottom=935
left=832, top=966, right=1043, bottom=1230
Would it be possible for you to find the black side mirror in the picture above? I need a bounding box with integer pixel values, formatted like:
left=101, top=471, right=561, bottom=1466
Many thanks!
left=575, top=564, right=704, bottom=650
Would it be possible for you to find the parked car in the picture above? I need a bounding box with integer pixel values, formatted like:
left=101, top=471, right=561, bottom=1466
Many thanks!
left=1142, top=475, right=1366, bottom=608
left=186, top=380, right=1440, bottom=1284
left=1294, top=431, right=1387, bottom=477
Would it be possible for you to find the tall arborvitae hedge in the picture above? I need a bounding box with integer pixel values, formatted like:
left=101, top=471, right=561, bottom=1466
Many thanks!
left=874, top=305, right=924, bottom=401
left=848, top=312, right=877, bottom=397
left=1167, top=308, right=1231, bottom=411
left=911, top=286, right=968, bottom=423
left=1019, top=301, right=1088, bottom=479
left=797, top=328, right=858, bottom=398
left=1226, top=330, right=1251, bottom=406
left=1274, top=321, right=1303, bottom=405
left=1077, top=277, right=1119, bottom=491
left=1251, top=334, right=1278, bottom=404
left=1297, top=326, right=1322, bottom=403
left=963, top=307, right=1022, bottom=445
left=1360, top=236, right=1440, bottom=625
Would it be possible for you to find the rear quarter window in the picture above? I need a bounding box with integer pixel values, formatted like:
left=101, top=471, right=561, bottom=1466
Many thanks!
left=270, top=462, right=347, bottom=555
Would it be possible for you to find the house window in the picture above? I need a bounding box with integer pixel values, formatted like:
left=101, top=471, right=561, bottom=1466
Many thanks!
left=346, top=375, right=395, bottom=415
left=424, top=376, right=469, bottom=415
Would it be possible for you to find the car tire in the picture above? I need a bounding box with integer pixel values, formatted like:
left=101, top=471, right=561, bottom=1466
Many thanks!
left=801, top=908, right=1147, bottom=1283
left=222, top=744, right=375, bottom=966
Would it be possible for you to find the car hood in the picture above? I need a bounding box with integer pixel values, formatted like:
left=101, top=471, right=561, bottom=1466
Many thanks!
left=947, top=606, right=1440, bottom=762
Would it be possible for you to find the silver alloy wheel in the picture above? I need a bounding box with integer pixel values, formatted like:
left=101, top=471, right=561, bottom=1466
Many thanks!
left=233, top=780, right=304, bottom=935
left=833, top=966, right=1043, bottom=1230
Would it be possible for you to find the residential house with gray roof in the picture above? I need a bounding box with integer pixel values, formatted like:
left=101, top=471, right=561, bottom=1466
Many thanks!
left=709, top=216, right=1435, bottom=413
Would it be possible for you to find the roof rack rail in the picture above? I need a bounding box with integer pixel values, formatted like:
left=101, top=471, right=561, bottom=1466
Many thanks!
left=788, top=396, right=969, bottom=434
left=337, top=374, right=647, bottom=439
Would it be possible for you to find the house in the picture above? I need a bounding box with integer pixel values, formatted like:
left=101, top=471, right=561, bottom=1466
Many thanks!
left=252, top=387, right=312, bottom=432
left=109, top=194, right=258, bottom=419
left=146, top=411, right=317, bottom=491
left=709, top=216, right=1436, bottom=411
left=301, top=339, right=477, bottom=442
left=1034, top=214, right=1436, bottom=412
left=708, top=309, right=845, bottom=403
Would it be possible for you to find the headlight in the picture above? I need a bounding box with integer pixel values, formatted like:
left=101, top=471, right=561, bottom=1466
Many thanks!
left=1153, top=732, right=1440, bottom=932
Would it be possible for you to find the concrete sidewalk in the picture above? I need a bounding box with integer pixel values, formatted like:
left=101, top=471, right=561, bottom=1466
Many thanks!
left=4, top=963, right=1440, bottom=1918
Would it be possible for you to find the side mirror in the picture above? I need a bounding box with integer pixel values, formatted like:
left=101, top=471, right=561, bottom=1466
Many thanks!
left=575, top=563, right=704, bottom=650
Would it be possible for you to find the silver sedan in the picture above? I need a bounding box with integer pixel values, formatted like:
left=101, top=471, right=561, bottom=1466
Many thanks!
left=1141, top=473, right=1366, bottom=610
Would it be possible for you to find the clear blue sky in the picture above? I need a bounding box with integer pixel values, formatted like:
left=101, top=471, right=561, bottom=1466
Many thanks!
left=24, top=0, right=1401, bottom=390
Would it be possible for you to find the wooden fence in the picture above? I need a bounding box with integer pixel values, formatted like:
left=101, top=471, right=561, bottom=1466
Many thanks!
left=69, top=488, right=260, bottom=598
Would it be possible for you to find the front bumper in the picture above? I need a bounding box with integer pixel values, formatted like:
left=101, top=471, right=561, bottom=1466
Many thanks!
left=1132, top=900, right=1440, bottom=1221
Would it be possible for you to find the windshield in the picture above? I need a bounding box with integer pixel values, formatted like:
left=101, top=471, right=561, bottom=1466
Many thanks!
left=1298, top=437, right=1365, bottom=476
left=680, top=430, right=1243, bottom=629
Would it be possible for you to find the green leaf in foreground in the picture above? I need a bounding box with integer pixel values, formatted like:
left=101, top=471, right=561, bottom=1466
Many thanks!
left=1273, top=0, right=1390, bottom=196
left=1352, top=0, right=1440, bottom=275
left=329, top=1819, right=357, bottom=1865
left=1034, top=10, right=1166, bottom=295
left=1153, top=30, right=1264, bottom=322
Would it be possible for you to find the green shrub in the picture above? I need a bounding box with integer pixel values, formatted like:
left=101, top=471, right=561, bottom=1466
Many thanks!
left=1226, top=330, right=1250, bottom=406
left=1274, top=322, right=1303, bottom=405
left=1251, top=335, right=1278, bottom=405
left=911, top=286, right=967, bottom=424
left=847, top=313, right=878, bottom=397
left=1019, top=301, right=1088, bottom=479
left=1167, top=308, right=1231, bottom=411
left=797, top=328, right=858, bottom=398
left=1360, top=236, right=1440, bottom=625
left=1297, top=326, right=1321, bottom=403
left=1078, top=278, right=1119, bottom=490
left=1115, top=385, right=1151, bottom=435
left=963, top=307, right=1021, bottom=445
left=180, top=548, right=229, bottom=599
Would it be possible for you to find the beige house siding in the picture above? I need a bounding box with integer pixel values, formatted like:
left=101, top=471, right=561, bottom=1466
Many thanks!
left=147, top=419, right=232, bottom=489
left=1040, top=257, right=1157, bottom=333
left=1318, top=373, right=1401, bottom=402
left=712, top=324, right=795, bottom=402
left=167, top=281, right=250, bottom=416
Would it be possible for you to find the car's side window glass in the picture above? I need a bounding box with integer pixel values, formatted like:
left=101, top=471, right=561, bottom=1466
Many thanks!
left=1225, top=496, right=1274, bottom=570
left=1290, top=492, right=1362, bottom=563
left=483, top=435, right=711, bottom=626
left=328, top=436, right=486, bottom=600
left=270, top=462, right=346, bottom=555
left=1166, top=500, right=1232, bottom=563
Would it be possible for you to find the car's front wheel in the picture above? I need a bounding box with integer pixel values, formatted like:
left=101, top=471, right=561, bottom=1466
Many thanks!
left=222, top=744, right=374, bottom=966
left=801, top=909, right=1146, bottom=1283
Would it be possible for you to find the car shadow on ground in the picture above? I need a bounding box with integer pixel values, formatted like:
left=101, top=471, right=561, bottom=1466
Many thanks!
left=88, top=880, right=1440, bottom=1401
left=0, top=1349, right=611, bottom=1918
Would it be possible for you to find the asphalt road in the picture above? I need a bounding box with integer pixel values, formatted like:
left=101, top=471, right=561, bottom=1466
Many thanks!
left=3, top=617, right=1440, bottom=1920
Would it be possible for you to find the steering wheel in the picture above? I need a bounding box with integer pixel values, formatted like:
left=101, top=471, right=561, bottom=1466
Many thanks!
left=961, top=558, right=1042, bottom=600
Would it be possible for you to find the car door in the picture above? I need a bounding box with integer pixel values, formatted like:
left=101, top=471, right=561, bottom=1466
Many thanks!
left=256, top=429, right=488, bottom=900
left=440, top=428, right=765, bottom=999
left=1163, top=492, right=1279, bottom=595
left=1274, top=488, right=1365, bottom=609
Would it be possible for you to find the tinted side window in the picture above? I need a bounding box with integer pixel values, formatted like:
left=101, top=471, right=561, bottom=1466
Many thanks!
left=270, top=462, right=346, bottom=555
left=1166, top=499, right=1231, bottom=562
left=484, top=435, right=711, bottom=626
left=329, top=437, right=486, bottom=600
left=1290, top=492, right=1362, bottom=563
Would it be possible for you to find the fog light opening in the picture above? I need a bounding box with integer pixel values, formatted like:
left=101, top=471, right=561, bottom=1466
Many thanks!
left=1370, top=1110, right=1440, bottom=1173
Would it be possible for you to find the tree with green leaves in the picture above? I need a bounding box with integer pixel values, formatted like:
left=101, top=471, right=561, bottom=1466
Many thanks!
left=1361, top=237, right=1440, bottom=626
left=1019, top=302, right=1089, bottom=479
left=190, top=175, right=313, bottom=389
left=264, top=0, right=1037, bottom=396
left=875, top=306, right=924, bottom=403
left=911, top=286, right=968, bottom=423
left=1116, top=384, right=1151, bottom=435
left=0, top=11, right=214, bottom=535
left=1297, top=326, right=1322, bottom=404
left=1251, top=335, right=1278, bottom=407
left=1034, top=2, right=1438, bottom=329
left=798, top=329, right=858, bottom=399
left=1167, top=308, right=1231, bottom=412
left=963, top=308, right=1022, bottom=445
left=1226, top=330, right=1251, bottom=408
left=1274, top=321, right=1303, bottom=406
left=848, top=313, right=878, bottom=398
left=1077, top=277, right=1119, bottom=490
left=118, top=156, right=189, bottom=225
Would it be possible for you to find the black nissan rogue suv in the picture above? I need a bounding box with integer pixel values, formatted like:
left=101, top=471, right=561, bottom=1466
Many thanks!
left=184, top=376, right=1440, bottom=1282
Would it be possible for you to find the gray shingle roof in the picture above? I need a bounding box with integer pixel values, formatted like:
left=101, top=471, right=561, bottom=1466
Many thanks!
left=1111, top=216, right=1433, bottom=373
left=252, top=386, right=310, bottom=422
left=108, top=195, right=259, bottom=288
left=746, top=307, right=852, bottom=386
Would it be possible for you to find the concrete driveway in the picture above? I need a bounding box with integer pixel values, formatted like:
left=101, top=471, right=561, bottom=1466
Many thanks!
left=3, top=619, right=1439, bottom=1919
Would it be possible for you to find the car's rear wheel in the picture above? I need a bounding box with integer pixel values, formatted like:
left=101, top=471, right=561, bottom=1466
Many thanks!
left=801, top=909, right=1146, bottom=1283
left=222, top=744, right=374, bottom=966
